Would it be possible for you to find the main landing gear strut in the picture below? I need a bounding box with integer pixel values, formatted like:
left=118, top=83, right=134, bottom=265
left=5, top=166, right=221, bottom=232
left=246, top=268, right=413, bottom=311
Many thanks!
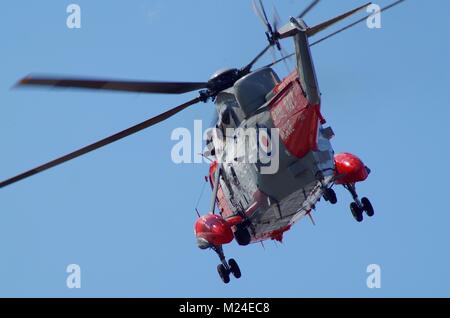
left=323, top=184, right=375, bottom=223
left=344, top=183, right=374, bottom=222
left=213, top=245, right=241, bottom=284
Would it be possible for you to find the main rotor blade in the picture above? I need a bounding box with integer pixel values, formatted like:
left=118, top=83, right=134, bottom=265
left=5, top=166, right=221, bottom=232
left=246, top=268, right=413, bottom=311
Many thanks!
left=240, top=44, right=272, bottom=74
left=260, top=52, right=295, bottom=69
left=17, top=76, right=208, bottom=94
left=298, top=0, right=321, bottom=19
left=0, top=97, right=201, bottom=189
left=309, top=0, right=405, bottom=47
left=306, top=2, right=372, bottom=37
left=260, top=0, right=406, bottom=68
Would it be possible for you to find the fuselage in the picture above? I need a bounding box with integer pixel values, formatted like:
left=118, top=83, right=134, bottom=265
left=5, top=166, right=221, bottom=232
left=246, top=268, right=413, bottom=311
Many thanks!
left=206, top=68, right=335, bottom=243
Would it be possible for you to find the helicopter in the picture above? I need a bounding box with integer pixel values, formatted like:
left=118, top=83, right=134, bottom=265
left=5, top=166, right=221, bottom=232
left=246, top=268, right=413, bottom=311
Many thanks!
left=0, top=0, right=405, bottom=284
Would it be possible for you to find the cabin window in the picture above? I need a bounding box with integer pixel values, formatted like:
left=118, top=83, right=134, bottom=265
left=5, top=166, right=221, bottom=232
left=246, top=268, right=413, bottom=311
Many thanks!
left=215, top=92, right=244, bottom=127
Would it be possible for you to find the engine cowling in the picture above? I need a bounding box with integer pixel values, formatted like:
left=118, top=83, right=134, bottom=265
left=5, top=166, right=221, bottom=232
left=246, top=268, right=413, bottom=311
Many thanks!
left=194, top=214, right=234, bottom=249
left=334, top=152, right=369, bottom=184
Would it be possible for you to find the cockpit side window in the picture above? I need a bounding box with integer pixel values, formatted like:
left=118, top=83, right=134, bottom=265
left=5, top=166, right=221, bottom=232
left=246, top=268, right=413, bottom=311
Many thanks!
left=215, top=92, right=245, bottom=128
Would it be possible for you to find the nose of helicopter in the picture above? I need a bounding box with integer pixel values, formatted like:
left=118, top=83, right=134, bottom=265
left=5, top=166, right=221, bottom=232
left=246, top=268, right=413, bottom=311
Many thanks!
left=194, top=214, right=234, bottom=248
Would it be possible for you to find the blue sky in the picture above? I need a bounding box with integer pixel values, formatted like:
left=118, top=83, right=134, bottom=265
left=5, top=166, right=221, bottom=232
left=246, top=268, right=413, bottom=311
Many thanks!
left=1, top=0, right=449, bottom=297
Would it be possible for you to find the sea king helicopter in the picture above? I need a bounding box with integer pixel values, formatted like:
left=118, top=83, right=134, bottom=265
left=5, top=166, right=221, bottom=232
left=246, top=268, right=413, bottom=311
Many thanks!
left=0, top=1, right=405, bottom=283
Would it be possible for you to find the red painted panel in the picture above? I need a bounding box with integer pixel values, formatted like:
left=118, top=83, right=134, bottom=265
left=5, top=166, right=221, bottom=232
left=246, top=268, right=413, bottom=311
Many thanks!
left=334, top=153, right=369, bottom=184
left=194, top=214, right=234, bottom=246
left=270, top=73, right=320, bottom=158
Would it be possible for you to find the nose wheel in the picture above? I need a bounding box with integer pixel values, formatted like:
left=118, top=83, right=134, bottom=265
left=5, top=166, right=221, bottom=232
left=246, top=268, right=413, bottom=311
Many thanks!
left=213, top=245, right=241, bottom=284
left=344, top=183, right=375, bottom=222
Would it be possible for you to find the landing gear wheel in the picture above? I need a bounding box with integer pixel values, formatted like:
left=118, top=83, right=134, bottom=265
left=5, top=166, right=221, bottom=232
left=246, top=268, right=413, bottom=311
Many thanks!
left=217, top=264, right=230, bottom=284
left=228, top=258, right=241, bottom=279
left=324, top=188, right=337, bottom=204
left=350, top=202, right=363, bottom=222
left=361, top=197, right=374, bottom=217
left=234, top=226, right=251, bottom=246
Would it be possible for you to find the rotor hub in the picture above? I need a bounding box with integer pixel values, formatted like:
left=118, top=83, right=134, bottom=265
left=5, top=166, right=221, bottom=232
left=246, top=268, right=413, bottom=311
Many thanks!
left=207, top=68, right=240, bottom=93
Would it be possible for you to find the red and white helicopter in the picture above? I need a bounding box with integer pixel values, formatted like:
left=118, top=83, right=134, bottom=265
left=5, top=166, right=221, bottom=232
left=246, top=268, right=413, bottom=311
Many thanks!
left=0, top=1, right=405, bottom=283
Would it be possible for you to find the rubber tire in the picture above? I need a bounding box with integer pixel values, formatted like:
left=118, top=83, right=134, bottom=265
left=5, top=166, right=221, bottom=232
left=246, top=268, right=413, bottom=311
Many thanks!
left=350, top=202, right=363, bottom=222
left=327, top=188, right=337, bottom=205
left=361, top=197, right=374, bottom=217
left=234, top=226, right=251, bottom=246
left=228, top=258, right=241, bottom=279
left=217, top=264, right=230, bottom=284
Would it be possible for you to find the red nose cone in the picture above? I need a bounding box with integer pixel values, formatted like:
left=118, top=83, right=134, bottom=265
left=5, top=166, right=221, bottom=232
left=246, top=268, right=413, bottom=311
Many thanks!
left=334, top=153, right=369, bottom=184
left=194, top=214, right=234, bottom=247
